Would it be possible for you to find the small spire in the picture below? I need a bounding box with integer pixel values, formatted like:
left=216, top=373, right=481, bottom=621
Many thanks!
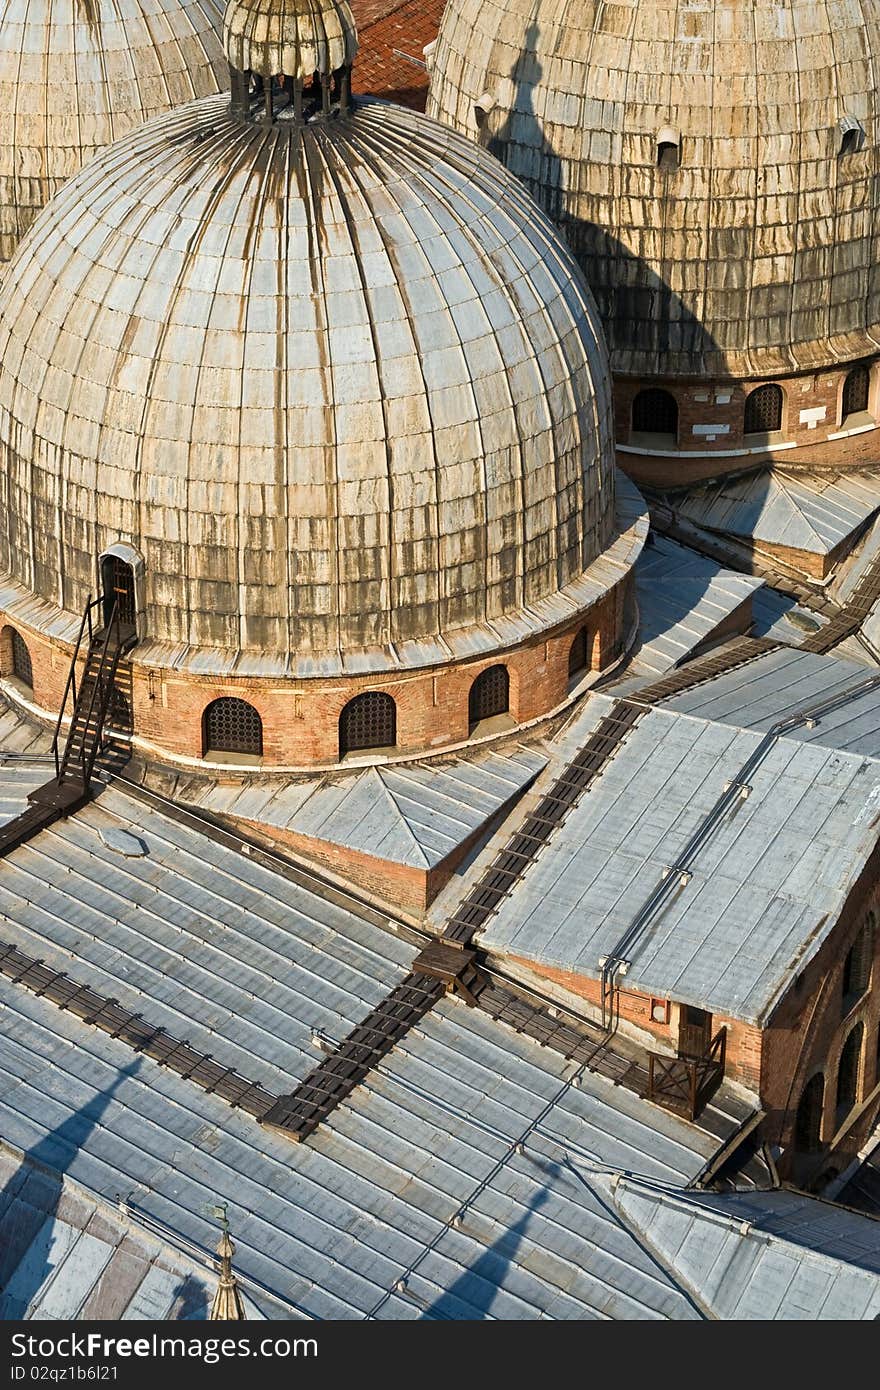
left=209, top=1204, right=246, bottom=1321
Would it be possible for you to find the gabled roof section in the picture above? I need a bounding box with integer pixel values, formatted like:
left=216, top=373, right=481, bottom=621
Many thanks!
left=176, top=743, right=547, bottom=869
left=596, top=1175, right=880, bottom=1320
left=676, top=469, right=880, bottom=557
left=624, top=534, right=762, bottom=678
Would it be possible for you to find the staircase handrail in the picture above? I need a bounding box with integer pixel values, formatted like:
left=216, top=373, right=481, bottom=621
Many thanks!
left=52, top=596, right=101, bottom=779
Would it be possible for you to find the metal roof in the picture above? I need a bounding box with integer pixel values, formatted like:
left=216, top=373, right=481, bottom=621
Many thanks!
left=597, top=1175, right=880, bottom=1319
left=622, top=534, right=762, bottom=679
left=675, top=469, right=880, bottom=557
left=0, top=977, right=722, bottom=1320
left=663, top=645, right=880, bottom=758
left=172, top=742, right=547, bottom=869
left=0, top=1143, right=223, bottom=1320
left=0, top=767, right=736, bottom=1320
left=480, top=686, right=880, bottom=1024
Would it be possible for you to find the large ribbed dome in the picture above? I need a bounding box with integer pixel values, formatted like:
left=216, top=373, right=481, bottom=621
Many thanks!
left=0, top=0, right=227, bottom=262
left=0, top=95, right=616, bottom=670
left=427, top=0, right=880, bottom=379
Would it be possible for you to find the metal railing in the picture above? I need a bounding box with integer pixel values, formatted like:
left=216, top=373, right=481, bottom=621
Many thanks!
left=54, top=597, right=131, bottom=787
left=648, top=1027, right=727, bottom=1121
left=52, top=595, right=102, bottom=779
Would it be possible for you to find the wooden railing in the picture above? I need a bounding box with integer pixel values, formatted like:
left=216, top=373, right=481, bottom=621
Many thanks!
left=647, top=1027, right=727, bottom=1120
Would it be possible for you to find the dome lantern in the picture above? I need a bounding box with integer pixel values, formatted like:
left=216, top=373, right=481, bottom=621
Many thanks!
left=223, top=0, right=358, bottom=122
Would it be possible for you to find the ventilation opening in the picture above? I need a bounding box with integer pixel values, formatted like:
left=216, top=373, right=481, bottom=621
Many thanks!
left=838, top=117, right=865, bottom=156
left=468, top=665, right=510, bottom=733
left=842, top=364, right=871, bottom=423
left=631, top=388, right=678, bottom=444
left=744, top=383, right=783, bottom=435
left=339, top=692, right=397, bottom=758
left=202, top=698, right=263, bottom=759
left=656, top=125, right=680, bottom=171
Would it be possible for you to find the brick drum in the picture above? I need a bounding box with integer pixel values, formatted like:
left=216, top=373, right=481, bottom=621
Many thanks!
left=0, top=577, right=627, bottom=769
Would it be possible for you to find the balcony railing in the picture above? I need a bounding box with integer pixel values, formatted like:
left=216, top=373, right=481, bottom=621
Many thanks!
left=647, top=1027, right=727, bottom=1121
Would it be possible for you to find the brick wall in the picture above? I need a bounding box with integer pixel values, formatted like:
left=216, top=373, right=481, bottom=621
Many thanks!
left=615, top=357, right=880, bottom=486
left=760, top=849, right=880, bottom=1184
left=503, top=955, right=764, bottom=1092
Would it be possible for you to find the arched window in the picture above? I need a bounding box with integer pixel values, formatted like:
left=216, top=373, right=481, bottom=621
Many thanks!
left=468, top=665, right=510, bottom=730
left=795, top=1073, right=824, bottom=1154
left=10, top=630, right=32, bottom=690
left=632, top=389, right=678, bottom=442
left=744, top=383, right=783, bottom=435
left=842, top=916, right=873, bottom=1014
left=568, top=627, right=589, bottom=679
left=836, top=1023, right=864, bottom=1123
left=842, top=364, right=870, bottom=422
left=202, top=698, right=263, bottom=758
left=339, top=692, right=396, bottom=757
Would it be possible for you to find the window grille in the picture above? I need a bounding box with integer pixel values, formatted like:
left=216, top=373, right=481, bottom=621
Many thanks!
left=836, top=1024, right=863, bottom=1121
left=203, top=698, right=263, bottom=756
left=568, top=628, right=589, bottom=678
left=743, top=383, right=783, bottom=434
left=468, top=665, right=509, bottom=727
left=339, top=692, right=396, bottom=756
left=632, top=389, right=678, bottom=438
left=11, top=630, right=32, bottom=689
left=795, top=1074, right=824, bottom=1153
left=842, top=364, right=870, bottom=419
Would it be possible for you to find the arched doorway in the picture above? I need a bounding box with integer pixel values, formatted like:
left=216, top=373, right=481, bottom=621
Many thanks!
left=101, top=553, right=137, bottom=630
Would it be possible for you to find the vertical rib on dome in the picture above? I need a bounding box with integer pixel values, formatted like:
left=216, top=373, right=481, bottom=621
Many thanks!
left=222, top=0, right=357, bottom=78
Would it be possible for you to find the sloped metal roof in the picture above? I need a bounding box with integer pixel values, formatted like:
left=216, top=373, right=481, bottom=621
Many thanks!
left=598, top=1176, right=880, bottom=1319
left=481, top=685, right=880, bottom=1024
left=0, top=764, right=738, bottom=1320
left=663, top=646, right=880, bottom=758
left=0, top=977, right=721, bottom=1320
left=176, top=742, right=547, bottom=869
left=0, top=1143, right=221, bottom=1320
left=676, top=469, right=880, bottom=557
left=624, top=535, right=762, bottom=678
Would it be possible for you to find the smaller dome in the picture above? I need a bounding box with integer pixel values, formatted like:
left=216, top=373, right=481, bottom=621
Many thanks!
left=223, top=0, right=357, bottom=78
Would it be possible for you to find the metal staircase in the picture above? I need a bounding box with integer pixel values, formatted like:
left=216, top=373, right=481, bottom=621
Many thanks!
left=0, top=597, right=135, bottom=858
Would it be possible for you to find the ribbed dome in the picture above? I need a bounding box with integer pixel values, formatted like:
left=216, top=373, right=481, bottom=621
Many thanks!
left=427, top=0, right=880, bottom=379
left=223, top=0, right=357, bottom=78
left=0, top=97, right=616, bottom=671
left=0, top=0, right=227, bottom=263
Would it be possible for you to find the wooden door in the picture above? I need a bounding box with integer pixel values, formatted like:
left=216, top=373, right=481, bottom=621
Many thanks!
left=678, top=1005, right=711, bottom=1059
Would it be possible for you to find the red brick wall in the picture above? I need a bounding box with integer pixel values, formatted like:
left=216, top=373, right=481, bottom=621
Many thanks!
left=504, top=955, right=764, bottom=1091
left=0, top=580, right=627, bottom=768
left=615, top=358, right=880, bottom=486
left=761, top=853, right=880, bottom=1184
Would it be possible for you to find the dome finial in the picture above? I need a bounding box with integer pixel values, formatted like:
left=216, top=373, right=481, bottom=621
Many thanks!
left=224, top=0, right=358, bottom=122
